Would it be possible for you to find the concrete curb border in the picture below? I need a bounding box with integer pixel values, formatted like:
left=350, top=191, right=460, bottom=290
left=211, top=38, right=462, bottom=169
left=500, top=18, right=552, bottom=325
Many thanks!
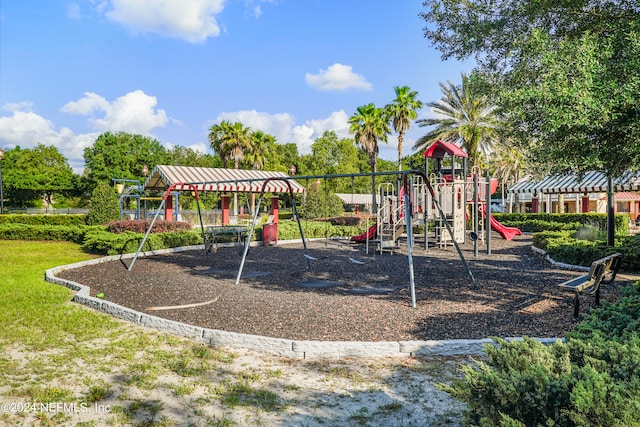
left=46, top=243, right=561, bottom=359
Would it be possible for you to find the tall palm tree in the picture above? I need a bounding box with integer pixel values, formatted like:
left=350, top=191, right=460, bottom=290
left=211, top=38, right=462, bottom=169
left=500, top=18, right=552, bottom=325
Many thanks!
left=385, top=86, right=423, bottom=171
left=348, top=103, right=391, bottom=213
left=208, top=120, right=233, bottom=168
left=413, top=73, right=498, bottom=168
left=221, top=122, right=252, bottom=169
left=208, top=121, right=253, bottom=169
left=245, top=130, right=273, bottom=170
left=488, top=137, right=527, bottom=213
left=208, top=120, right=253, bottom=216
left=244, top=130, right=274, bottom=214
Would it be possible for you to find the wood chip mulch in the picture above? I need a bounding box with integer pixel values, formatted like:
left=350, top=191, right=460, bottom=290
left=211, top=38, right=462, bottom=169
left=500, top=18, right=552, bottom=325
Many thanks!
left=56, top=234, right=627, bottom=342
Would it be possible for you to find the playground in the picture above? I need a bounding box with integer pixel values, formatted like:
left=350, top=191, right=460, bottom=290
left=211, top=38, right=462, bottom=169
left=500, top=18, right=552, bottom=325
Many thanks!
left=56, top=233, right=624, bottom=342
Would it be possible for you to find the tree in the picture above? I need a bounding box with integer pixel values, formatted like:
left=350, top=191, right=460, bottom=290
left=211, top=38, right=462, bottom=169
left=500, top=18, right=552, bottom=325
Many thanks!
left=420, top=0, right=640, bottom=244
left=385, top=86, right=423, bottom=171
left=413, top=73, right=498, bottom=169
left=86, top=181, right=120, bottom=225
left=84, top=132, right=170, bottom=190
left=244, top=131, right=274, bottom=170
left=168, top=145, right=219, bottom=168
left=208, top=121, right=252, bottom=169
left=348, top=103, right=391, bottom=212
left=1, top=144, right=77, bottom=208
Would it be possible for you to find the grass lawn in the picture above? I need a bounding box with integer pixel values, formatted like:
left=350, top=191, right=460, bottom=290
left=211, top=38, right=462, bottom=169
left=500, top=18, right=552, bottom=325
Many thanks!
left=0, top=240, right=464, bottom=427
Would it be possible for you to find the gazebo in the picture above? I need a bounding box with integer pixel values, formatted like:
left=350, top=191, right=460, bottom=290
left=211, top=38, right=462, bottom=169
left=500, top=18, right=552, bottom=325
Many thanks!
left=142, top=165, right=305, bottom=224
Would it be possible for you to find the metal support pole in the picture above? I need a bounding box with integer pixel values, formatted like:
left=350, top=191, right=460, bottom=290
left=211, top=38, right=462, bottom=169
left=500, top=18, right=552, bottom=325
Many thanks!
left=607, top=176, right=615, bottom=247
left=486, top=171, right=492, bottom=255
left=473, top=174, right=479, bottom=257
left=403, top=177, right=417, bottom=308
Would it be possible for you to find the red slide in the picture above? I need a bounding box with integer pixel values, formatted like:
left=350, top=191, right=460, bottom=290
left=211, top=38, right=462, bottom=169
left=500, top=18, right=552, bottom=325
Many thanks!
left=351, top=224, right=377, bottom=243
left=480, top=205, right=522, bottom=240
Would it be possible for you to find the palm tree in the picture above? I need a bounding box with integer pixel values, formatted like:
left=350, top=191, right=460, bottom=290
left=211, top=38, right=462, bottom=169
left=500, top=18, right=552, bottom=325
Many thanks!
left=244, top=130, right=274, bottom=170
left=208, top=120, right=253, bottom=216
left=413, top=73, right=498, bottom=169
left=348, top=103, right=391, bottom=213
left=208, top=120, right=232, bottom=168
left=385, top=86, right=423, bottom=171
left=244, top=130, right=274, bottom=213
left=488, top=137, right=527, bottom=213
left=208, top=121, right=253, bottom=169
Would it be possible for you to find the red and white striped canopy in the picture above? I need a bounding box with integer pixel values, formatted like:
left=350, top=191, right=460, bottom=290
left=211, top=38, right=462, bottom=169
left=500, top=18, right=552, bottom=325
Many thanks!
left=509, top=171, right=640, bottom=194
left=143, top=165, right=305, bottom=194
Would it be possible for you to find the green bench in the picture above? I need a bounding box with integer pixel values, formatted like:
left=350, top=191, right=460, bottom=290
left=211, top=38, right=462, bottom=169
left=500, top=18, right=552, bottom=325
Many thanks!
left=558, top=253, right=622, bottom=318
left=204, top=225, right=249, bottom=255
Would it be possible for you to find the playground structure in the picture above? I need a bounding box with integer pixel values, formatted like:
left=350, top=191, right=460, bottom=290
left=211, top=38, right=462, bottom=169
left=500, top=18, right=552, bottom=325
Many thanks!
left=352, top=140, right=521, bottom=254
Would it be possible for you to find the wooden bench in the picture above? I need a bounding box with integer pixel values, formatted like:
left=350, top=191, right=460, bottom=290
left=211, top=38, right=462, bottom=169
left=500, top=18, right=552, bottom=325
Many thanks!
left=558, top=253, right=622, bottom=318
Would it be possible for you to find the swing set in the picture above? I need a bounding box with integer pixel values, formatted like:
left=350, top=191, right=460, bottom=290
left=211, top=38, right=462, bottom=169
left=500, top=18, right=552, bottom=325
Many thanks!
left=126, top=169, right=476, bottom=308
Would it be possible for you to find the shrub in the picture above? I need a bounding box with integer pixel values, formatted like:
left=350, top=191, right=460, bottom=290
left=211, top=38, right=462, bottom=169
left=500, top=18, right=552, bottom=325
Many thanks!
left=81, top=229, right=204, bottom=255
left=86, top=182, right=120, bottom=225
left=107, top=220, right=192, bottom=234
left=440, top=289, right=640, bottom=427
left=495, top=213, right=628, bottom=236
left=0, top=214, right=87, bottom=226
left=0, top=223, right=101, bottom=243
left=301, top=185, right=344, bottom=219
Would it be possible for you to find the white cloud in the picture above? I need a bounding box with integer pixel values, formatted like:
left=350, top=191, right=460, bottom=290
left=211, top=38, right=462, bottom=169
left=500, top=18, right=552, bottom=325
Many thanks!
left=215, top=109, right=350, bottom=154
left=2, top=101, right=34, bottom=113
left=216, top=110, right=295, bottom=145
left=103, top=0, right=225, bottom=43
left=244, top=0, right=275, bottom=19
left=66, top=2, right=83, bottom=20
left=62, top=90, right=169, bottom=134
left=0, top=108, right=97, bottom=172
left=1, top=90, right=171, bottom=173
left=305, top=63, right=373, bottom=92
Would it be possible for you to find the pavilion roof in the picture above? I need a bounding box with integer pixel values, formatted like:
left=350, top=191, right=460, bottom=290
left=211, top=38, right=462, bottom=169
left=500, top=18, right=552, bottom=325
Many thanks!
left=508, top=171, right=640, bottom=194
left=143, top=165, right=306, bottom=194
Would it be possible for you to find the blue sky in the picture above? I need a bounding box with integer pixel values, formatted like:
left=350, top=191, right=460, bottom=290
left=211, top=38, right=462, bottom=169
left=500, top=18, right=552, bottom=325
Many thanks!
left=0, top=0, right=473, bottom=172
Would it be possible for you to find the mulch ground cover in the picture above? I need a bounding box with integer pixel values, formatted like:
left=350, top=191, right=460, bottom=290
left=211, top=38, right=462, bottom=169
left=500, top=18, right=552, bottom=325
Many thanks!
left=57, top=234, right=626, bottom=342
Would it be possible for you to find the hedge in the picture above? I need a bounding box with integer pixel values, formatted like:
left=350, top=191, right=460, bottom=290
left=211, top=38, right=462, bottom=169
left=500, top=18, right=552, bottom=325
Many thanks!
left=0, top=214, right=87, bottom=226
left=0, top=224, right=101, bottom=244
left=494, top=213, right=629, bottom=236
left=533, top=231, right=640, bottom=271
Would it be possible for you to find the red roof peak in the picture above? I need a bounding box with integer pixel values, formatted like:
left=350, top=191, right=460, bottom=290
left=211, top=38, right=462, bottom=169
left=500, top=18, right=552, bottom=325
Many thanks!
left=423, top=140, right=468, bottom=159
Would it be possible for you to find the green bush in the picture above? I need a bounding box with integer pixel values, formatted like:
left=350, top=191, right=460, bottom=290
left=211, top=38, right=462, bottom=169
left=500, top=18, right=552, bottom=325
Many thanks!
left=533, top=230, right=640, bottom=270
left=440, top=283, right=640, bottom=426
left=300, top=185, right=344, bottom=219
left=276, top=219, right=361, bottom=240
left=0, top=214, right=87, bottom=226
left=82, top=229, right=204, bottom=255
left=495, top=213, right=628, bottom=236
left=0, top=224, right=101, bottom=243
left=107, top=219, right=192, bottom=234
left=86, top=182, right=120, bottom=225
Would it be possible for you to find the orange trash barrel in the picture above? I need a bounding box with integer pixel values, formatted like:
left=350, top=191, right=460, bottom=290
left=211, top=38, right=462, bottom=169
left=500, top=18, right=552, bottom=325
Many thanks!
left=262, top=222, right=278, bottom=246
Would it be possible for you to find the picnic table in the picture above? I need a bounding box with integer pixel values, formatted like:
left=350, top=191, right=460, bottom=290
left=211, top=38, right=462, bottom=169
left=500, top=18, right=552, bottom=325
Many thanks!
left=204, top=225, right=249, bottom=255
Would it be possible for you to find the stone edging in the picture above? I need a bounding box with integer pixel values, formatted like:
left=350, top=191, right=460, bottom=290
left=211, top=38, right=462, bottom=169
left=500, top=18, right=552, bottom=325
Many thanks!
left=45, top=243, right=561, bottom=359
left=530, top=245, right=590, bottom=272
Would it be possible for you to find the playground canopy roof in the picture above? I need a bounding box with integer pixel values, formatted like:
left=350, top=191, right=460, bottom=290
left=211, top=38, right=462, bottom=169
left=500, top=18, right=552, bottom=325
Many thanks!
left=143, top=165, right=306, bottom=194
left=508, top=171, right=640, bottom=194
left=423, top=140, right=468, bottom=159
